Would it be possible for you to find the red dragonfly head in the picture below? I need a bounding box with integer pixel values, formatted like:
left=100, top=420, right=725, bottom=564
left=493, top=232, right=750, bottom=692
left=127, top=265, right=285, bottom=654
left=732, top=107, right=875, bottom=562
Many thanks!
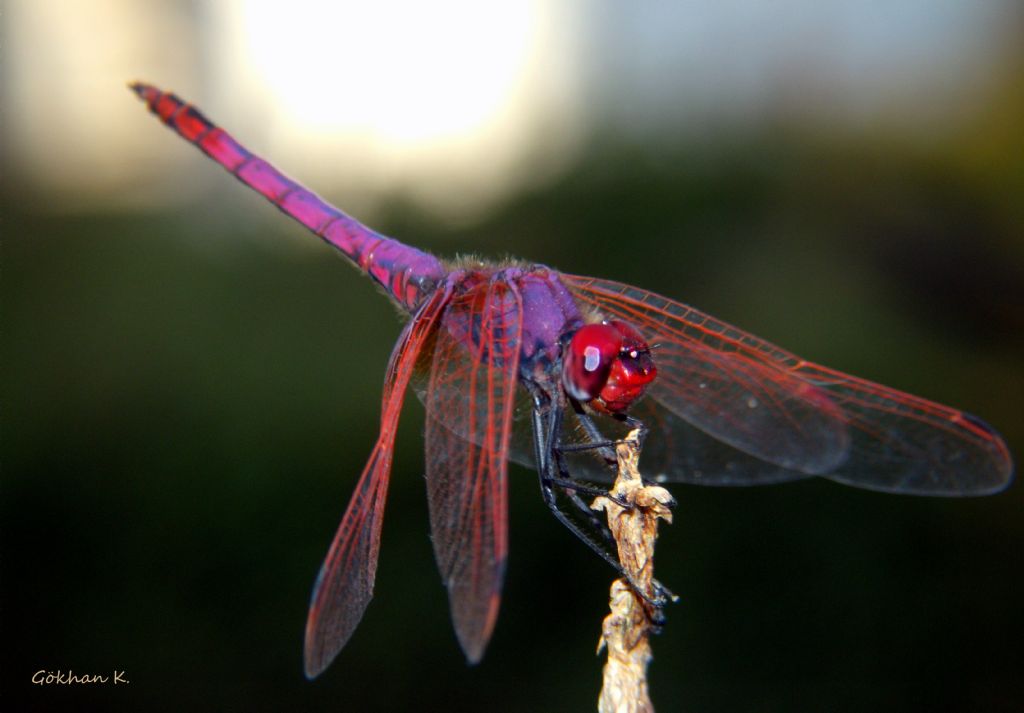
left=562, top=320, right=657, bottom=414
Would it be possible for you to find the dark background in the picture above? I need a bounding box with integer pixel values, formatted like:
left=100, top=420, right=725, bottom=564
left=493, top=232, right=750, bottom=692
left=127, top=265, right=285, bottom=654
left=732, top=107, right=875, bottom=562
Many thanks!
left=3, top=4, right=1023, bottom=712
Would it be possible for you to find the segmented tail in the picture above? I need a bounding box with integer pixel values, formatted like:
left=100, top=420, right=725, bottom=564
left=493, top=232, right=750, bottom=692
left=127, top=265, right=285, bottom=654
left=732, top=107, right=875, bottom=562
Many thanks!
left=130, top=82, right=445, bottom=312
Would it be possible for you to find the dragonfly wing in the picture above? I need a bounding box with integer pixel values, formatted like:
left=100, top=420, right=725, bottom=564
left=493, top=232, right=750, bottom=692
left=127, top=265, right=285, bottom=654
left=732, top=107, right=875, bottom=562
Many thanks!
left=303, top=286, right=450, bottom=679
left=796, top=364, right=1012, bottom=494
left=415, top=346, right=809, bottom=488
left=412, top=377, right=538, bottom=472
left=424, top=278, right=523, bottom=663
left=503, top=395, right=804, bottom=488
left=566, top=275, right=849, bottom=473
left=564, top=275, right=1012, bottom=494
left=627, top=395, right=809, bottom=486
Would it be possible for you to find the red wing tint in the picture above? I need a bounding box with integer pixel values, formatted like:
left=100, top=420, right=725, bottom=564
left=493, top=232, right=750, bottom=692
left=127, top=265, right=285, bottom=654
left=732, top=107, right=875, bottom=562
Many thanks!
left=424, top=279, right=523, bottom=662
left=303, top=286, right=450, bottom=678
left=564, top=275, right=1012, bottom=495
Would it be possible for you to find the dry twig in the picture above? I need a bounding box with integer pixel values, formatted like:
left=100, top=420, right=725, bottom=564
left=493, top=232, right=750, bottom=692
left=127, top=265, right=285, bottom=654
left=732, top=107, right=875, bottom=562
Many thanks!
left=592, top=429, right=675, bottom=713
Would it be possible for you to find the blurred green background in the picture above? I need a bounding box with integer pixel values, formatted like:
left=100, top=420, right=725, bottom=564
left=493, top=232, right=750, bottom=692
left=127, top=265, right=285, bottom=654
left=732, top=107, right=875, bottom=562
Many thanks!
left=3, top=2, right=1022, bottom=712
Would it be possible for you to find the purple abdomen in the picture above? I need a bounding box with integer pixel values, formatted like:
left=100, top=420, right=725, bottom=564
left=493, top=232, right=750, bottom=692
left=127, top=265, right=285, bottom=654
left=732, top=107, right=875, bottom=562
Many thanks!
left=131, top=83, right=446, bottom=313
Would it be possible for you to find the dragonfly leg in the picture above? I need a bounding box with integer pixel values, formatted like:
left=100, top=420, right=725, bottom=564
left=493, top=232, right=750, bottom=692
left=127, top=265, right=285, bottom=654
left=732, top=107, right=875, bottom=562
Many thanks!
left=541, top=475, right=619, bottom=498
left=562, top=410, right=671, bottom=492
left=566, top=397, right=617, bottom=464
left=556, top=440, right=620, bottom=454
left=552, top=479, right=680, bottom=614
left=539, top=401, right=633, bottom=506
left=538, top=464, right=631, bottom=575
left=614, top=412, right=650, bottom=449
left=558, top=406, right=676, bottom=610
left=527, top=387, right=623, bottom=562
left=556, top=400, right=648, bottom=470
left=527, top=386, right=674, bottom=610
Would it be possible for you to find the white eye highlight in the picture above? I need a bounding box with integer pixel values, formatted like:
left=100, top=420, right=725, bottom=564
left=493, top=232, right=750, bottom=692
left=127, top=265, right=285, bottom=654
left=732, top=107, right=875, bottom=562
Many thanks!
left=584, top=346, right=602, bottom=372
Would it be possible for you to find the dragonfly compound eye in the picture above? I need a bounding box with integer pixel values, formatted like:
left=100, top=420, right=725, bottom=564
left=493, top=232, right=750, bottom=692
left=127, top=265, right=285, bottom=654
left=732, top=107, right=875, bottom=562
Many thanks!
left=563, top=323, right=621, bottom=403
left=562, top=321, right=656, bottom=413
left=599, top=321, right=657, bottom=413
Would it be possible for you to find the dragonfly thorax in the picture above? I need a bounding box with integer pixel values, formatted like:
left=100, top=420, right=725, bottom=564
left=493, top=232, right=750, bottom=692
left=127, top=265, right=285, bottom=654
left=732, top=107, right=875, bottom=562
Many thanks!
left=562, top=321, right=657, bottom=414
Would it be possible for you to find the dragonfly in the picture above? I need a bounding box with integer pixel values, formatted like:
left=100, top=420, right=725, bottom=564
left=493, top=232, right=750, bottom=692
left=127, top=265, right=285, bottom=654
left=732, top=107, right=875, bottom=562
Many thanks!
left=131, top=82, right=1014, bottom=679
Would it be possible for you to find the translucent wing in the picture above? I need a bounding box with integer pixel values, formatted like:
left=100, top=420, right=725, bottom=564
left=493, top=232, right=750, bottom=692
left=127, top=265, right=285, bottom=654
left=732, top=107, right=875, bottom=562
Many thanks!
left=303, top=285, right=451, bottom=678
left=563, top=275, right=1013, bottom=495
left=424, top=278, right=522, bottom=663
